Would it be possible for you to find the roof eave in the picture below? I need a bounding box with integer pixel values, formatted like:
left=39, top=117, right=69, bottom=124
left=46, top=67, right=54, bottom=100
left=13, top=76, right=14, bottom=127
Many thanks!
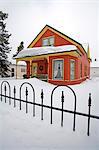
left=14, top=49, right=79, bottom=59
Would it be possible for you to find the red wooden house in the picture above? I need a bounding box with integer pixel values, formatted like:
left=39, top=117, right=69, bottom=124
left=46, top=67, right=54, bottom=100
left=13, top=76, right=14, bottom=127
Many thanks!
left=14, top=25, right=91, bottom=85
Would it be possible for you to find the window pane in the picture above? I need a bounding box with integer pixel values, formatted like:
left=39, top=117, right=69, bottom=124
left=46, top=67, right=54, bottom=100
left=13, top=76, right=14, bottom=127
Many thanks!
left=70, top=60, right=75, bottom=80
left=11, top=68, right=14, bottom=72
left=42, top=37, right=54, bottom=46
left=42, top=39, right=48, bottom=46
left=49, top=37, right=54, bottom=46
left=53, top=60, right=63, bottom=80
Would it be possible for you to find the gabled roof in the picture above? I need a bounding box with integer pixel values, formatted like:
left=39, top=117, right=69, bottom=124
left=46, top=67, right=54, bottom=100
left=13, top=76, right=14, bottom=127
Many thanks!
left=28, top=24, right=87, bottom=56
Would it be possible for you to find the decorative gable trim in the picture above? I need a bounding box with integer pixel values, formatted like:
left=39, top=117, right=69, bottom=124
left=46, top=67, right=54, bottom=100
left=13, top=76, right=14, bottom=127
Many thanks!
left=28, top=24, right=87, bottom=56
left=28, top=26, right=48, bottom=48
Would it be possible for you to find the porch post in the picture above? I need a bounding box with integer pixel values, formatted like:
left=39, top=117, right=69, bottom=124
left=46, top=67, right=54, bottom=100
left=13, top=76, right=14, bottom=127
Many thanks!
left=30, top=60, right=32, bottom=78
left=16, top=60, right=18, bottom=79
left=26, top=61, right=30, bottom=78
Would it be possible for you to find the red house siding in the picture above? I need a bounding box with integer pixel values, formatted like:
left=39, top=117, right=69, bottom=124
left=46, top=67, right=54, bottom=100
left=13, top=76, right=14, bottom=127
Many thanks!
left=26, top=61, right=30, bottom=78
left=32, top=29, right=72, bottom=47
left=48, top=54, right=90, bottom=85
left=64, top=56, right=69, bottom=81
left=25, top=54, right=90, bottom=85
left=31, top=59, right=48, bottom=75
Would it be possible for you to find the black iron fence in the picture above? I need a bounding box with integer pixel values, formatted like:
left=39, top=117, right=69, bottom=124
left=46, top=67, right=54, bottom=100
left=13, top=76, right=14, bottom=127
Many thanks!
left=0, top=80, right=99, bottom=136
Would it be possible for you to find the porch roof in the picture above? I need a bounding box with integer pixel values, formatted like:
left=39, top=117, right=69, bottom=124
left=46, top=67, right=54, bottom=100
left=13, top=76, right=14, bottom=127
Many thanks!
left=13, top=45, right=78, bottom=59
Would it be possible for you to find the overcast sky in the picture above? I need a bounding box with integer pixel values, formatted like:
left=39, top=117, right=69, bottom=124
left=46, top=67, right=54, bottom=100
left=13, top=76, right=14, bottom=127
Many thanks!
left=0, top=0, right=99, bottom=65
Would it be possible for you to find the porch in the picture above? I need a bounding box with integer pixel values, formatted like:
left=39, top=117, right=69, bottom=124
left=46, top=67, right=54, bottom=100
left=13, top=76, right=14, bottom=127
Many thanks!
left=16, top=57, right=48, bottom=81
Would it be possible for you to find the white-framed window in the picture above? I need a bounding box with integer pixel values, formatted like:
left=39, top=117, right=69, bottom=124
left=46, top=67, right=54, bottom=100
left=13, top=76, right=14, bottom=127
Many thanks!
left=21, top=68, right=26, bottom=72
left=33, top=66, right=37, bottom=74
left=42, top=39, right=48, bottom=46
left=42, top=37, right=54, bottom=46
left=70, top=59, right=75, bottom=80
left=53, top=59, right=64, bottom=80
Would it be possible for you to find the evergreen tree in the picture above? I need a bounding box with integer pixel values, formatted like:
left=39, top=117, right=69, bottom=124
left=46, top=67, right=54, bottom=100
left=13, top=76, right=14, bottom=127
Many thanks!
left=0, top=11, right=11, bottom=77
left=17, top=41, right=24, bottom=53
left=13, top=41, right=24, bottom=57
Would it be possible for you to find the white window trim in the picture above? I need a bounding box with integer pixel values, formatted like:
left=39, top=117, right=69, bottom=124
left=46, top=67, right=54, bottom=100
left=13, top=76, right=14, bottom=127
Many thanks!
left=42, top=36, right=55, bottom=46
left=52, top=58, right=64, bottom=80
left=70, top=59, right=75, bottom=81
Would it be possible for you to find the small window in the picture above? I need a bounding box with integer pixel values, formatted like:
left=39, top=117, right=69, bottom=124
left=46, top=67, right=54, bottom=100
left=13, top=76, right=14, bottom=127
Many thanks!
left=49, top=37, right=54, bottom=46
left=11, top=72, right=14, bottom=77
left=42, top=37, right=54, bottom=46
left=42, top=39, right=48, bottom=46
left=21, top=68, right=25, bottom=72
left=70, top=60, right=75, bottom=80
left=53, top=59, right=63, bottom=80
left=11, top=68, right=14, bottom=72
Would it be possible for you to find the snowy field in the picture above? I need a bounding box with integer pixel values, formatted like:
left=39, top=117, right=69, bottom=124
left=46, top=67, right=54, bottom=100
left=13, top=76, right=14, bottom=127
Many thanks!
left=0, top=77, right=99, bottom=150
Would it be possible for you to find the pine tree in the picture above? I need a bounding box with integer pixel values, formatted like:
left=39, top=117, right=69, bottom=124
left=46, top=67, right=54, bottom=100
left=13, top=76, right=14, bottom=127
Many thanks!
left=0, top=11, right=11, bottom=77
left=17, top=41, right=24, bottom=53
left=13, top=41, right=24, bottom=57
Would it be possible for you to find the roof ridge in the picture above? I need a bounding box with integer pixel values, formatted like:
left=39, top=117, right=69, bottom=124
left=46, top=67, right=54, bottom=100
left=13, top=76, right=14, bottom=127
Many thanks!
left=45, top=24, right=82, bottom=46
left=27, top=24, right=87, bottom=56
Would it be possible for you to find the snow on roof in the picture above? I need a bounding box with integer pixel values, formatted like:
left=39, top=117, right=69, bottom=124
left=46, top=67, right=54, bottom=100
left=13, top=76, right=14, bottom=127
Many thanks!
left=14, top=45, right=77, bottom=59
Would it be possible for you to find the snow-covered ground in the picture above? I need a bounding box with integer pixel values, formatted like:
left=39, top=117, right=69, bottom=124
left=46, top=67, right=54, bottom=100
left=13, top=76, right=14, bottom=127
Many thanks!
left=0, top=77, right=99, bottom=150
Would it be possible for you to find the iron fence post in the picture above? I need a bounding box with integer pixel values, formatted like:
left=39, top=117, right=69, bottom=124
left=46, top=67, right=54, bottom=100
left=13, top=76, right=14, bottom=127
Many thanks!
left=19, top=82, right=35, bottom=117
left=33, top=94, right=35, bottom=117
left=9, top=91, right=11, bottom=105
left=26, top=87, right=28, bottom=113
left=73, top=104, right=76, bottom=131
left=0, top=81, right=11, bottom=103
left=1, top=85, right=2, bottom=102
left=4, top=84, right=6, bottom=103
left=20, top=98, right=21, bottom=110
left=14, top=86, right=16, bottom=107
left=51, top=94, right=53, bottom=124
left=61, top=91, right=64, bottom=127
left=51, top=86, right=58, bottom=124
left=72, top=90, right=77, bottom=132
left=87, top=93, right=91, bottom=136
left=41, top=89, right=44, bottom=120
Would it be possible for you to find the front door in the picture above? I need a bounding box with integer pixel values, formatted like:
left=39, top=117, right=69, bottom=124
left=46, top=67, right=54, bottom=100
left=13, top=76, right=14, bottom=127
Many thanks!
left=32, top=63, right=37, bottom=77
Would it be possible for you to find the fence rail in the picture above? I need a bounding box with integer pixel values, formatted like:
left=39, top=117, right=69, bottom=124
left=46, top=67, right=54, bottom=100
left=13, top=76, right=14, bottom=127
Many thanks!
left=0, top=80, right=99, bottom=136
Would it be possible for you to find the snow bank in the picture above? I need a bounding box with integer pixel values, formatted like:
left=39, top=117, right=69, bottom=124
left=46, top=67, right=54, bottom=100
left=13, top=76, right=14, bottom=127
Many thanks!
left=0, top=77, right=99, bottom=150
